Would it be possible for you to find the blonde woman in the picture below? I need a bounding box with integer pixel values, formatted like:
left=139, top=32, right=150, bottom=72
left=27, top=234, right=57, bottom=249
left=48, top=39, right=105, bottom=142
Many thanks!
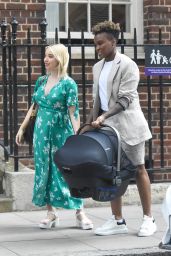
left=16, top=44, right=93, bottom=230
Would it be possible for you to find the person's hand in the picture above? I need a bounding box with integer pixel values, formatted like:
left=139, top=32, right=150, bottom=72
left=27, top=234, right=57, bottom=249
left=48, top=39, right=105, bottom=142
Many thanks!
left=91, top=115, right=105, bottom=128
left=79, top=124, right=93, bottom=134
left=15, top=128, right=24, bottom=145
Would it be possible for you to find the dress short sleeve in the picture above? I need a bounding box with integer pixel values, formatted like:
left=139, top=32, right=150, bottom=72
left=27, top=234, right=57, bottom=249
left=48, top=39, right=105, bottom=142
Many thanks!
left=65, top=77, right=79, bottom=119
left=31, top=75, right=47, bottom=104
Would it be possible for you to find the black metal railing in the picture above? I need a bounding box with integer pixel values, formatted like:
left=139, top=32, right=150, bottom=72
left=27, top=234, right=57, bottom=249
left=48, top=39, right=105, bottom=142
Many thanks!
left=0, top=17, right=171, bottom=175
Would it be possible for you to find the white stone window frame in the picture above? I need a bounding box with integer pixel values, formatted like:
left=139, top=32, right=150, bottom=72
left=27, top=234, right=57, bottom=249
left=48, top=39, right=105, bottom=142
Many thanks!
left=46, top=0, right=144, bottom=59
left=46, top=0, right=143, bottom=44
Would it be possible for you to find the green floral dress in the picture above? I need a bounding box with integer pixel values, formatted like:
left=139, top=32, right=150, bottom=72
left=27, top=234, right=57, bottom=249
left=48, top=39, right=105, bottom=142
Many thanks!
left=32, top=75, right=83, bottom=209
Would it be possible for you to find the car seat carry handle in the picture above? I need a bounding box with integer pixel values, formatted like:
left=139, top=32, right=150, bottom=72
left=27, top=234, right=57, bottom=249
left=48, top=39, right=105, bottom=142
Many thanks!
left=100, top=124, right=121, bottom=176
left=76, top=123, right=94, bottom=135
left=77, top=123, right=121, bottom=175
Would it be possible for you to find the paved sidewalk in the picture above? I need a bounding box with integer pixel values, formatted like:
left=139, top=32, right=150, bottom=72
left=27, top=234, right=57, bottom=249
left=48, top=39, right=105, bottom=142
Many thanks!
left=0, top=204, right=170, bottom=256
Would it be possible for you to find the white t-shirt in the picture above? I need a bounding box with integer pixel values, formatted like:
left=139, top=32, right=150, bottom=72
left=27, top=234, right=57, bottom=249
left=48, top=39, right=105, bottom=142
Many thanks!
left=99, top=60, right=113, bottom=111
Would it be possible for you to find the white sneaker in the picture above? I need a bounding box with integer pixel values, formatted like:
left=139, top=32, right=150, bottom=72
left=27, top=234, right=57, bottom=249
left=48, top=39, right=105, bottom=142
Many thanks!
left=94, top=215, right=128, bottom=236
left=138, top=215, right=157, bottom=237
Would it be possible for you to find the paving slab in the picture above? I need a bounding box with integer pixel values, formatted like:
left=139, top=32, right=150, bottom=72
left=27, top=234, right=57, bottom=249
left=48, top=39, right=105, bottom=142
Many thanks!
left=0, top=204, right=170, bottom=256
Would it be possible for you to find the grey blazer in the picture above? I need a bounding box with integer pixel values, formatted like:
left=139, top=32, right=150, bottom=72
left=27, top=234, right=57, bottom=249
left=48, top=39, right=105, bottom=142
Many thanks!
left=92, top=51, right=152, bottom=145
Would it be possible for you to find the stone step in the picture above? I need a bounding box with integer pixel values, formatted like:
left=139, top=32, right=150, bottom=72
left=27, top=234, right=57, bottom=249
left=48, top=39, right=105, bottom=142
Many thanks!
left=0, top=194, right=13, bottom=213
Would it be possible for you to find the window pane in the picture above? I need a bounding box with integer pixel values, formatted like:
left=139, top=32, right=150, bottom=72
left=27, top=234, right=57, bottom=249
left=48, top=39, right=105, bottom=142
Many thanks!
left=112, top=5, right=130, bottom=32
left=91, top=4, right=109, bottom=28
left=46, top=3, right=65, bottom=32
left=69, top=3, right=87, bottom=31
left=59, top=3, right=65, bottom=31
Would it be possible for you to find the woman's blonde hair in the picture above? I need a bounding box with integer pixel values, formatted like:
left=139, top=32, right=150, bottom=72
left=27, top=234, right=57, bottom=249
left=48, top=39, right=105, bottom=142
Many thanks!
left=46, top=44, right=69, bottom=78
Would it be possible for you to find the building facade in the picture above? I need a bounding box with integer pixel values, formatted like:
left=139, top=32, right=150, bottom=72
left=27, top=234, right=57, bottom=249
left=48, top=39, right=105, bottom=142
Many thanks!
left=0, top=0, right=171, bottom=180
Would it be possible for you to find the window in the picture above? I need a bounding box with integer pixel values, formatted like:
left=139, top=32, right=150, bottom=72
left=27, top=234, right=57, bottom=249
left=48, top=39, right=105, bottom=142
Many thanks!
left=46, top=0, right=143, bottom=44
left=46, top=2, right=65, bottom=32
left=91, top=4, right=109, bottom=28
left=69, top=3, right=87, bottom=31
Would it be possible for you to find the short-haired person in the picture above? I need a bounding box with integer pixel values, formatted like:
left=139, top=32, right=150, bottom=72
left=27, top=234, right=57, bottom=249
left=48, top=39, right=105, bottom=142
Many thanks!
left=87, top=21, right=157, bottom=236
left=16, top=44, right=93, bottom=230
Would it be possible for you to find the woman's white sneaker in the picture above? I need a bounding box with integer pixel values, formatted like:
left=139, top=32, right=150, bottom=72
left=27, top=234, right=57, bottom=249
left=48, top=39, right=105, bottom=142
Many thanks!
left=94, top=215, right=128, bottom=236
left=138, top=215, right=157, bottom=237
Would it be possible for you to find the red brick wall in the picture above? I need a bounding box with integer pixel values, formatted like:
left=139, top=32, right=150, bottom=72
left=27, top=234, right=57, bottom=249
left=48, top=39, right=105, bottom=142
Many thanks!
left=143, top=0, right=171, bottom=180
left=0, top=0, right=46, bottom=43
left=0, top=0, right=46, bottom=83
left=0, top=0, right=46, bottom=168
left=1, top=0, right=171, bottom=181
left=144, top=0, right=171, bottom=44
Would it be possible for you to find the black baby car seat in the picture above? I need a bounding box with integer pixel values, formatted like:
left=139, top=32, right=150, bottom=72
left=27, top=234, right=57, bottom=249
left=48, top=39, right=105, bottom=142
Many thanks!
left=54, top=124, right=137, bottom=202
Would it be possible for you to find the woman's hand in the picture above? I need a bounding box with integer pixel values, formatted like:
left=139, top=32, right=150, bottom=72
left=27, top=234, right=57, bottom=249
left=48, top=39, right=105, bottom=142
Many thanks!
left=91, top=115, right=105, bottom=128
left=15, top=128, right=24, bottom=146
left=15, top=103, right=35, bottom=146
left=68, top=106, right=80, bottom=135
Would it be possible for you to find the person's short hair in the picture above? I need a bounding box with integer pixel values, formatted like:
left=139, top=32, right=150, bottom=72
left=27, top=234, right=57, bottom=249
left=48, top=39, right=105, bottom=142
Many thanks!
left=46, top=44, right=69, bottom=77
left=92, top=20, right=120, bottom=40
